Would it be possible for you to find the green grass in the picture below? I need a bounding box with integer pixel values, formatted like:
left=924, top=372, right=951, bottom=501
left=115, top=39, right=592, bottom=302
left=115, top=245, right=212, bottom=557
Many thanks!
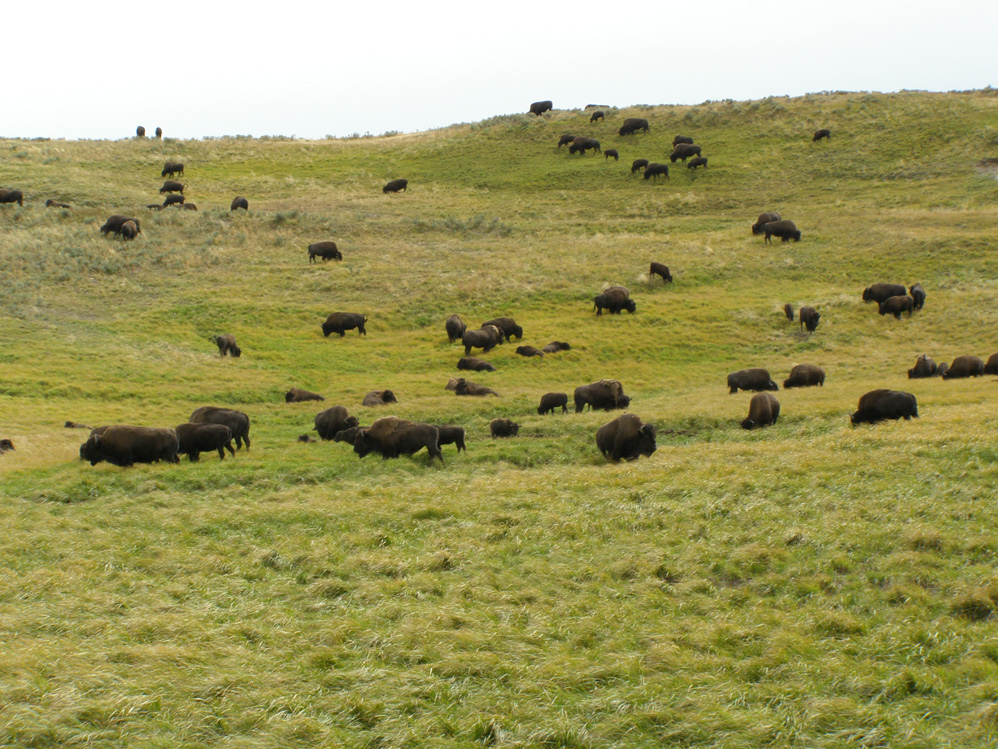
left=2, top=90, right=998, bottom=747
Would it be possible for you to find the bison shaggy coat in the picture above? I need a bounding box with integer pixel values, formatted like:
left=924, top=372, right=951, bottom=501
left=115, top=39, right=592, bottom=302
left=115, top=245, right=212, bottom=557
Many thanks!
left=909, top=283, right=926, bottom=310
left=482, top=317, right=523, bottom=342
left=446, top=314, right=467, bottom=343
left=878, top=295, right=915, bottom=319
left=596, top=413, right=657, bottom=462
left=741, top=392, right=780, bottom=430
left=362, top=390, right=398, bottom=407
left=100, top=215, right=141, bottom=235
left=574, top=379, right=629, bottom=412
left=862, top=283, right=907, bottom=304
left=120, top=220, right=139, bottom=240
left=727, top=368, right=779, bottom=394
left=175, top=422, right=235, bottom=461
left=538, top=392, right=569, bottom=415
left=672, top=135, right=694, bottom=146
left=383, top=178, right=408, bottom=193
left=943, top=355, right=985, bottom=379
left=462, top=325, right=503, bottom=355
left=189, top=407, right=251, bottom=450
left=643, top=163, right=669, bottom=181
left=286, top=387, right=324, bottom=403
left=454, top=378, right=499, bottom=397
left=457, top=357, right=496, bottom=372
left=213, top=334, right=241, bottom=357
left=163, top=194, right=185, bottom=208
left=162, top=161, right=184, bottom=178
left=783, top=364, right=825, bottom=389
left=590, top=110, right=604, bottom=123
left=315, top=406, right=359, bottom=441
left=752, top=211, right=782, bottom=235
left=908, top=354, right=941, bottom=379
left=308, top=241, right=342, bottom=262
left=649, top=262, right=672, bottom=283
left=631, top=158, right=649, bottom=174
left=80, top=425, right=179, bottom=467
left=618, top=118, right=649, bottom=136
left=594, top=286, right=635, bottom=315
left=851, top=390, right=918, bottom=425
left=799, top=306, right=820, bottom=332
left=322, top=312, right=368, bottom=337
left=761, top=220, right=801, bottom=243
left=669, top=143, right=701, bottom=163
left=529, top=100, right=553, bottom=116
left=353, top=417, right=443, bottom=464
left=490, top=419, right=520, bottom=438
left=160, top=180, right=185, bottom=194
left=230, top=196, right=248, bottom=211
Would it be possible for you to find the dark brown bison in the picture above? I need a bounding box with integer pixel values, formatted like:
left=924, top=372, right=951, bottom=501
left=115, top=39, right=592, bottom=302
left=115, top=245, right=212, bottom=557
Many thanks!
left=230, top=196, right=249, bottom=211
left=383, top=178, right=408, bottom=193
left=909, top=283, right=926, bottom=310
left=596, top=413, right=656, bottom=462
left=672, top=135, right=694, bottom=146
left=631, top=159, right=649, bottom=174
left=538, top=392, right=569, bottom=415
left=446, top=314, right=467, bottom=343
left=353, top=416, right=443, bottom=464
left=80, top=425, right=179, bottom=467
left=590, top=110, right=605, bottom=123
left=569, top=137, right=601, bottom=155
left=175, top=423, right=235, bottom=462
left=594, top=286, right=635, bottom=316
left=752, top=212, right=782, bottom=235
left=643, top=163, right=669, bottom=181
left=761, top=220, right=801, bottom=243
left=119, top=220, right=139, bottom=240
left=669, top=144, right=701, bottom=163
left=529, top=100, right=553, bottom=116
left=908, top=354, right=941, bottom=379
left=332, top=426, right=364, bottom=444
left=163, top=194, right=185, bottom=208
left=542, top=341, right=571, bottom=353
left=155, top=127, right=163, bottom=138
left=784, top=303, right=795, bottom=322
left=286, top=387, right=324, bottom=403
left=100, top=215, right=141, bottom=235
left=490, top=419, right=520, bottom=438
left=687, top=156, right=708, bottom=170
left=813, top=129, right=831, bottom=142
left=189, top=407, right=251, bottom=450
left=315, top=406, right=359, bottom=441
left=445, top=378, right=460, bottom=391
left=436, top=425, right=466, bottom=452
left=985, top=353, right=998, bottom=375
left=162, top=161, right=184, bottom=178
left=322, top=312, right=368, bottom=337
left=462, top=325, right=503, bottom=355
left=516, top=345, right=544, bottom=357
left=574, top=379, right=629, bottom=412
left=136, top=126, right=146, bottom=137
left=482, top=317, right=523, bottom=342
left=862, top=283, right=907, bottom=304
left=557, top=134, right=576, bottom=148
left=457, top=357, right=496, bottom=372
left=604, top=149, right=619, bottom=161
left=308, top=241, right=342, bottom=263
left=213, top=334, right=241, bottom=357
left=454, top=378, right=499, bottom=397
left=362, top=390, right=398, bottom=406
left=783, top=364, right=825, bottom=389
left=878, top=295, right=915, bottom=319
left=799, top=306, right=820, bottom=332
left=649, top=262, right=672, bottom=283
left=159, top=180, right=185, bottom=194
left=618, top=118, right=649, bottom=136
left=46, top=199, right=70, bottom=208
left=727, top=368, right=779, bottom=394
left=0, top=189, right=25, bottom=206
left=0, top=438, right=13, bottom=452
left=942, top=355, right=985, bottom=379
left=851, top=390, right=918, bottom=425
left=741, top=392, right=780, bottom=430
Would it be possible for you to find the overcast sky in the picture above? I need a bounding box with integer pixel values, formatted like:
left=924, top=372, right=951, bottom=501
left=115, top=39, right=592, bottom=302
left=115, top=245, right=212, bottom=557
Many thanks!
left=4, top=0, right=995, bottom=141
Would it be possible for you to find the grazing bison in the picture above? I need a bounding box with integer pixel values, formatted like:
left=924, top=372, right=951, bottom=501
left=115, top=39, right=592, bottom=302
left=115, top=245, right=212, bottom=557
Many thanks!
left=761, top=220, right=801, bottom=243
left=594, top=286, right=635, bottom=316
left=783, top=364, right=825, bottom=389
left=590, top=110, right=605, bottom=123
left=909, top=283, right=926, bottom=310
left=569, top=136, right=601, bottom=155
left=155, top=127, right=162, bottom=138
left=605, top=149, right=619, bottom=161
left=741, top=392, right=780, bottom=430
left=383, top=178, right=408, bottom=193
left=46, top=199, right=70, bottom=208
left=213, top=334, right=241, bottom=357
left=100, top=215, right=141, bottom=235
left=435, top=425, right=466, bottom=452
left=643, top=163, right=669, bottom=181
left=672, top=135, right=694, bottom=146
left=454, top=378, right=499, bottom=397
left=538, top=392, right=569, bottom=415
left=984, top=353, right=998, bottom=375
left=362, top=390, right=398, bottom=406
left=596, top=413, right=656, bottom=462
left=862, top=283, right=907, bottom=304
left=908, top=354, right=941, bottom=379
left=308, top=241, right=342, bottom=263
left=542, top=341, right=571, bottom=353
left=574, top=379, right=629, bottom=412
left=332, top=426, right=364, bottom=444
left=784, top=303, right=795, bottom=322
left=878, top=295, right=915, bottom=319
left=687, top=156, right=708, bottom=170
left=942, top=355, right=985, bottom=379
left=649, top=262, right=672, bottom=283
left=0, top=438, right=13, bottom=453
left=813, top=129, right=831, bottom=142
left=163, top=194, right=185, bottom=208
left=160, top=180, right=185, bottom=194
left=457, top=357, right=496, bottom=372
left=162, top=162, right=184, bottom=178
left=175, top=422, right=235, bottom=462
left=482, top=317, right=523, bottom=342
left=851, top=390, right=918, bottom=425
left=315, top=406, right=359, bottom=441
left=0, top=189, right=25, bottom=206
left=353, top=416, right=443, bottom=464
left=516, top=345, right=544, bottom=358
left=189, top=407, right=251, bottom=450
left=285, top=387, right=324, bottom=403
left=752, top=211, right=782, bottom=235
left=80, top=425, right=179, bottom=467
left=490, top=419, right=520, bottom=438
left=446, top=314, right=467, bottom=343
left=529, top=100, right=553, bottom=116
left=119, top=220, right=139, bottom=240
left=322, top=312, right=368, bottom=337
left=462, top=325, right=503, bottom=355
left=557, top=134, right=577, bottom=148
left=799, top=306, right=820, bottom=332
left=669, top=144, right=701, bottom=163
left=727, top=368, right=779, bottom=394
left=136, top=126, right=146, bottom=137
left=230, top=196, right=249, bottom=211
left=631, top=159, right=649, bottom=174
left=618, top=118, right=649, bottom=136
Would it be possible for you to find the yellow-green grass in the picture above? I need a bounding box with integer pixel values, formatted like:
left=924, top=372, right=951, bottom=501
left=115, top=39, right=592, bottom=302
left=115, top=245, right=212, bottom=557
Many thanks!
left=1, top=90, right=998, bottom=747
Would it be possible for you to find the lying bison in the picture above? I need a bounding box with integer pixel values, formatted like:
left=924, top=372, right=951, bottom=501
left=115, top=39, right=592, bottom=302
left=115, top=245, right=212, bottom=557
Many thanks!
left=0, top=438, right=13, bottom=452
left=752, top=211, right=782, bottom=235
left=538, top=392, right=569, bottom=415
left=46, top=199, right=70, bottom=208
left=454, top=378, right=499, bottom=397
left=457, top=357, right=496, bottom=372
left=383, top=178, right=408, bottom=193
left=482, top=317, right=523, bottom=342
left=446, top=314, right=467, bottom=343
left=213, top=334, right=241, bottom=357
left=862, top=283, right=907, bottom=304
left=160, top=180, right=185, bottom=194
left=353, top=416, right=443, bottom=464
left=529, top=100, right=553, bottom=116
left=942, top=355, right=985, bottom=379
left=909, top=283, right=926, bottom=310
left=175, top=423, right=235, bottom=462
left=631, top=159, right=649, bottom=174
left=851, top=390, right=918, bottom=425
left=190, top=407, right=251, bottom=450
left=162, top=161, right=184, bottom=178
left=286, top=387, right=324, bottom=403
left=308, top=241, right=342, bottom=262
left=813, top=129, right=831, bottom=142
left=670, top=143, right=701, bottom=163
left=985, top=353, right=998, bottom=375
left=643, top=163, right=669, bottom=181
left=727, top=368, right=778, bottom=394
left=100, top=215, right=141, bottom=235
left=80, top=425, right=179, bottom=467
left=741, top=392, right=780, bottom=430
left=436, top=425, right=467, bottom=452
left=783, top=364, right=825, bottom=389
left=362, top=390, right=398, bottom=406
left=908, top=354, right=942, bottom=379
left=0, top=189, right=25, bottom=206
left=649, top=262, right=672, bottom=283
left=799, top=306, right=820, bottom=333
left=542, top=341, right=571, bottom=353
left=879, top=295, right=915, bottom=319
left=490, top=419, right=520, bottom=438
left=322, top=312, right=368, bottom=337
left=618, top=118, right=649, bottom=136
left=574, top=379, right=629, bottom=412
left=760, top=220, right=801, bottom=243
left=594, top=286, right=635, bottom=316
left=315, top=405, right=359, bottom=441
left=596, top=414, right=656, bottom=462
left=516, top=345, right=544, bottom=358
left=462, top=325, right=503, bottom=355
left=230, top=196, right=249, bottom=211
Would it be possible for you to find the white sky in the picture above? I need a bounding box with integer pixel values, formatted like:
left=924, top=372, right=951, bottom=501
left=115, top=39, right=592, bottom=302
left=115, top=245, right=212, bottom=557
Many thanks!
left=4, top=0, right=996, bottom=140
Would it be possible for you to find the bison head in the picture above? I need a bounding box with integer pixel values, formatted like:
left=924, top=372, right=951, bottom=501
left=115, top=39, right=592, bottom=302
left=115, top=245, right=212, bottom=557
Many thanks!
left=636, top=424, right=657, bottom=457
left=380, top=390, right=398, bottom=404
left=765, top=380, right=779, bottom=392
left=624, top=300, right=637, bottom=314
left=321, top=323, right=333, bottom=337
left=80, top=435, right=104, bottom=465
left=352, top=430, right=373, bottom=458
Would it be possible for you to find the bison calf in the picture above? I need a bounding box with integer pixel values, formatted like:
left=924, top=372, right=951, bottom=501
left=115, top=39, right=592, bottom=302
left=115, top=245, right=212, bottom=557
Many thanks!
left=175, top=422, right=235, bottom=462
left=538, top=392, right=569, bottom=415
left=490, top=419, right=520, bottom=438
left=649, top=262, right=672, bottom=283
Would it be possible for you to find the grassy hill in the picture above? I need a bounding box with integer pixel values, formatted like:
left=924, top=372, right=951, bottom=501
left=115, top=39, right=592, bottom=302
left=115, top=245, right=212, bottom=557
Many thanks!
left=2, top=90, right=998, bottom=747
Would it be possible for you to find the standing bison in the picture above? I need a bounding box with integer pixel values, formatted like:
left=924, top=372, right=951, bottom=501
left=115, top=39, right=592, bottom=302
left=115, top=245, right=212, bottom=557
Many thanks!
left=136, top=126, right=146, bottom=137
left=631, top=159, right=649, bottom=174
left=175, top=423, right=235, bottom=462
left=80, top=425, right=179, bottom=467
left=100, top=215, right=141, bottom=235
left=155, top=127, right=163, bottom=138
left=445, top=314, right=467, bottom=343
left=353, top=417, right=443, bottom=464
left=538, top=392, right=569, bottom=415
left=482, top=317, right=523, bottom=342
left=189, top=407, right=251, bottom=450
left=862, top=283, right=907, bottom=304
left=813, top=129, right=831, bottom=142
left=160, top=181, right=185, bottom=194
left=799, top=306, right=820, bottom=333
left=568, top=137, right=601, bottom=155
left=878, top=295, right=915, bottom=318
left=687, top=157, right=708, bottom=170
left=741, top=392, right=780, bottom=430
left=783, top=364, right=825, bottom=389
left=851, top=390, right=918, bottom=425
left=752, top=212, right=782, bottom=235
left=727, top=368, right=779, bottom=394
left=529, top=100, right=553, bottom=116
left=596, top=414, right=656, bottom=462
left=618, top=118, right=649, bottom=136
left=604, top=149, right=619, bottom=162
left=643, top=163, right=669, bottom=181
left=909, top=283, right=926, bottom=310
left=213, top=334, right=241, bottom=357
left=119, top=220, right=140, bottom=240
left=760, top=220, right=801, bottom=243
left=594, top=286, right=635, bottom=316
left=590, top=110, right=605, bottom=123
left=436, top=426, right=467, bottom=452
left=383, top=179, right=408, bottom=193
left=942, top=355, right=985, bottom=379
left=162, top=162, right=184, bottom=178
left=672, top=135, right=694, bottom=146
left=574, top=379, right=629, bottom=412
left=322, top=313, right=368, bottom=337
left=669, top=144, right=701, bottom=163
left=314, top=406, right=359, bottom=441
left=0, top=189, right=25, bottom=206
left=984, top=353, right=998, bottom=375
left=462, top=325, right=503, bottom=355
left=649, top=262, right=672, bottom=283
left=308, top=241, right=342, bottom=262
left=557, top=134, right=577, bottom=148
left=230, top=196, right=249, bottom=211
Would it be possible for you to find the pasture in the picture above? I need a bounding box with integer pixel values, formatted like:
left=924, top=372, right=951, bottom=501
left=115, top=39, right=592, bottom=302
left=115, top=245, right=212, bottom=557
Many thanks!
left=2, top=90, right=998, bottom=747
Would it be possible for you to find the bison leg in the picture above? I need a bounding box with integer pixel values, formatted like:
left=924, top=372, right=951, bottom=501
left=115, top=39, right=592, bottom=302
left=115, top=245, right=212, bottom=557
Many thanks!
left=189, top=451, right=200, bottom=462
left=225, top=441, right=235, bottom=457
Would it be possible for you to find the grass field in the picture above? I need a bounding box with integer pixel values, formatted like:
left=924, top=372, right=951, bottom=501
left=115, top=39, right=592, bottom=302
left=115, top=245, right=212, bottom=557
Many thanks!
left=2, top=90, right=998, bottom=747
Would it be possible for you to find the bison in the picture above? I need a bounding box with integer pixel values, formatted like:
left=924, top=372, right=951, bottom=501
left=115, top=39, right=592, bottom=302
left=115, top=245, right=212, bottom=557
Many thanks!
left=159, top=180, right=185, bottom=194
left=649, top=262, right=672, bottom=283
left=446, top=314, right=467, bottom=343
left=569, top=137, right=601, bottom=155
left=631, top=159, right=649, bottom=174
left=457, top=357, right=496, bottom=372
left=596, top=414, right=656, bottom=462
left=879, top=295, right=915, bottom=319
left=515, top=345, right=544, bottom=358
left=672, top=135, right=694, bottom=146
left=332, top=426, right=364, bottom=444
left=454, top=378, right=499, bottom=397
left=314, top=405, right=359, bottom=441
left=727, top=368, right=778, bottom=394
left=163, top=194, right=185, bottom=207
left=605, top=149, right=619, bottom=161
left=784, top=303, right=795, bottom=322
left=181, top=203, right=198, bottom=211
left=594, top=286, right=635, bottom=316
left=213, top=334, right=241, bottom=357
left=155, top=127, right=163, bottom=138
left=741, top=392, right=780, bottom=430
left=799, top=306, right=820, bottom=332
left=189, top=407, right=250, bottom=450
left=362, top=390, right=398, bottom=407
left=308, top=241, right=342, bottom=263
left=136, top=126, right=146, bottom=137
left=482, top=317, right=523, bottom=342
left=783, top=364, right=825, bottom=389
left=175, top=422, right=235, bottom=462
left=46, top=199, right=70, bottom=208
left=643, top=163, right=669, bottom=181
left=851, top=390, right=918, bottom=425
left=909, top=283, right=926, bottom=310
left=0, top=438, right=13, bottom=453
left=436, top=425, right=467, bottom=452
left=119, top=220, right=139, bottom=240
left=100, top=215, right=141, bottom=235
left=353, top=416, right=443, bottom=464
left=462, top=325, right=503, bottom=355
left=669, top=144, right=701, bottom=163
left=862, top=283, right=907, bottom=304
left=557, top=134, right=577, bottom=148
left=0, top=189, right=25, bottom=206
left=752, top=211, right=782, bottom=235
left=908, top=354, right=941, bottom=379
left=383, top=178, right=408, bottom=193
left=984, top=353, right=998, bottom=375
left=761, top=220, right=801, bottom=243
left=574, top=379, right=629, bottom=412
left=618, top=118, right=649, bottom=136
left=590, top=110, right=605, bottom=123
left=285, top=387, right=324, bottom=403
left=490, top=419, right=520, bottom=438
left=538, top=392, right=569, bottom=415
left=79, top=425, right=179, bottom=467
left=542, top=341, right=571, bottom=353
left=813, top=128, right=831, bottom=142
left=322, top=313, right=368, bottom=337
left=162, top=161, right=184, bottom=178
left=943, top=355, right=985, bottom=379
left=529, top=100, right=553, bottom=116
left=230, top=196, right=248, bottom=211
left=687, top=156, right=708, bottom=170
